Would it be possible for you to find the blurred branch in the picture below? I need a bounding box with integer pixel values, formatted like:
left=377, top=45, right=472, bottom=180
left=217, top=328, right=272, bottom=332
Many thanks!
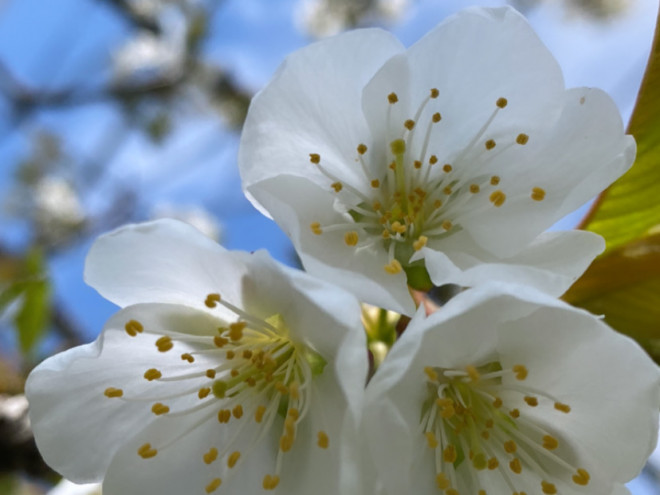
left=102, top=0, right=161, bottom=34
left=0, top=394, right=55, bottom=480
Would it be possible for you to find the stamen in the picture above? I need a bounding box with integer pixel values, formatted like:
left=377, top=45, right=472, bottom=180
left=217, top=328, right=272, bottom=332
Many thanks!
left=531, top=187, right=546, bottom=201
left=205, top=478, right=222, bottom=493
left=125, top=319, right=144, bottom=337
left=516, top=133, right=529, bottom=145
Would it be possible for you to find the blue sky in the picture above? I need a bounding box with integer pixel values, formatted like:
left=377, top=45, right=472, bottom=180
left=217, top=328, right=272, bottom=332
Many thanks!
left=1, top=1, right=659, bottom=490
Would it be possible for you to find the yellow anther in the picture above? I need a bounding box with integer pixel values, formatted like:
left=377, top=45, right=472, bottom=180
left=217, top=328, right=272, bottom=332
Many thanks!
left=432, top=112, right=442, bottom=123
left=413, top=160, right=422, bottom=169
left=357, top=143, right=368, bottom=154
left=496, top=97, right=508, bottom=108
left=466, top=364, right=480, bottom=381
left=263, top=474, right=280, bottom=490
left=404, top=119, right=415, bottom=130
left=446, top=488, right=459, bottom=495
left=181, top=353, right=194, bottom=363
left=513, top=364, right=528, bottom=380
left=242, top=349, right=253, bottom=359
left=198, top=387, right=211, bottom=399
left=516, top=133, right=529, bottom=145
left=443, top=186, right=453, bottom=195
left=155, top=335, right=173, bottom=352
left=151, top=402, right=170, bottom=415
left=288, top=408, right=300, bottom=420
left=572, top=468, right=591, bottom=486
left=255, top=405, right=266, bottom=423
left=390, top=138, right=406, bottom=155
left=433, top=199, right=443, bottom=209
left=524, top=396, right=538, bottom=407
left=226, top=350, right=236, bottom=359
left=485, top=419, right=494, bottom=429
left=317, top=431, right=329, bottom=449
left=104, top=387, right=123, bottom=398
left=429, top=155, right=438, bottom=165
left=124, top=319, right=143, bottom=337
left=443, top=444, right=457, bottom=463
left=331, top=181, right=342, bottom=192
left=217, top=409, right=231, bottom=423
left=229, top=321, right=246, bottom=341
left=509, top=458, right=522, bottom=474
left=425, top=431, right=438, bottom=448
left=488, top=457, right=499, bottom=470
left=280, top=434, right=294, bottom=452
left=205, top=478, right=222, bottom=493
left=490, top=175, right=500, bottom=186
left=309, top=153, right=321, bottom=164
left=213, top=336, right=228, bottom=348
left=391, top=221, right=406, bottom=234
left=203, top=447, right=218, bottom=464
left=344, top=231, right=359, bottom=246
left=227, top=451, right=241, bottom=468
left=371, top=179, right=380, bottom=188
left=531, top=187, right=546, bottom=201
left=430, top=88, right=439, bottom=98
left=424, top=366, right=439, bottom=382
left=204, top=293, right=221, bottom=308
left=472, top=452, right=487, bottom=470
left=137, top=443, right=157, bottom=459
left=232, top=404, right=243, bottom=419
left=504, top=440, right=517, bottom=453
left=542, top=435, right=558, bottom=450
left=206, top=369, right=216, bottom=379
left=469, top=184, right=480, bottom=194
left=275, top=381, right=288, bottom=395
left=510, top=409, right=520, bottom=418
left=489, top=190, right=506, bottom=207
left=310, top=222, right=323, bottom=235
left=144, top=368, right=161, bottom=381
left=541, top=481, right=557, bottom=494
left=479, top=491, right=487, bottom=495
left=413, top=236, right=428, bottom=251
left=289, top=382, right=300, bottom=400
left=485, top=139, right=496, bottom=150
left=246, top=376, right=257, bottom=387
left=231, top=369, right=240, bottom=378
left=384, top=259, right=403, bottom=274
left=442, top=164, right=452, bottom=173
left=435, top=473, right=450, bottom=490
left=492, top=397, right=503, bottom=408
left=387, top=92, right=399, bottom=104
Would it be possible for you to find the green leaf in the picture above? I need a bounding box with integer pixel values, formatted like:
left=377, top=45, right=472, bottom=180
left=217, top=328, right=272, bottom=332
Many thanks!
left=3, top=248, right=52, bottom=355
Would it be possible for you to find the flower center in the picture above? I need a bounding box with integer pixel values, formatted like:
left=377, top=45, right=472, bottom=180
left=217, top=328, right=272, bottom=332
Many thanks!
left=307, top=89, right=547, bottom=283
left=103, top=293, right=328, bottom=493
left=420, top=362, right=589, bottom=495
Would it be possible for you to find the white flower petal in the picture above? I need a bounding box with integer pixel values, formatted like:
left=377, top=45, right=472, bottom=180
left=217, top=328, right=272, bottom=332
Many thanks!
left=247, top=174, right=416, bottom=315
left=419, top=229, right=605, bottom=297
left=26, top=303, right=223, bottom=482
left=84, top=219, right=246, bottom=316
left=240, top=28, right=404, bottom=202
left=405, top=7, right=564, bottom=160
left=364, top=285, right=659, bottom=494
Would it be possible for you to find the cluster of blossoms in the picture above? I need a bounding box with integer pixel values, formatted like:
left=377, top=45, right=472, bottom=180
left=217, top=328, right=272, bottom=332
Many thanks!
left=26, top=6, right=659, bottom=495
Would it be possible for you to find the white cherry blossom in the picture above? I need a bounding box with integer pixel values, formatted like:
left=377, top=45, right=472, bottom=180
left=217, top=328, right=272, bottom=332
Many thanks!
left=239, top=6, right=634, bottom=315
left=362, top=284, right=659, bottom=495
left=25, top=219, right=366, bottom=495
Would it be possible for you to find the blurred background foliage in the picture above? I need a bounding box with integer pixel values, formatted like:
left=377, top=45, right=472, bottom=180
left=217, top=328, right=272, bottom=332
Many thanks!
left=0, top=0, right=657, bottom=493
